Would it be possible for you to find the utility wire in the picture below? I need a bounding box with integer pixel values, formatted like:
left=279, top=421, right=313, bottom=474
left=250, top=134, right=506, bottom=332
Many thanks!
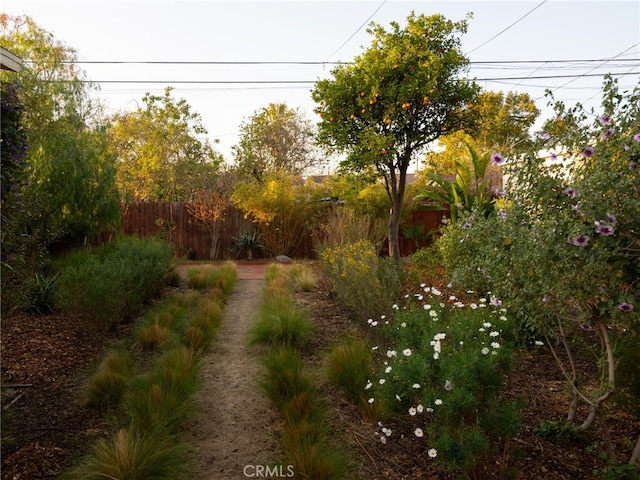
left=466, top=0, right=548, bottom=55
left=323, top=0, right=388, bottom=63
left=55, top=58, right=640, bottom=66
left=71, top=71, right=638, bottom=85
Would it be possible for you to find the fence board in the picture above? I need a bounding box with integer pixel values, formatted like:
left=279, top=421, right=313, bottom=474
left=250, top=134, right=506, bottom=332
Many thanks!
left=119, top=201, right=448, bottom=260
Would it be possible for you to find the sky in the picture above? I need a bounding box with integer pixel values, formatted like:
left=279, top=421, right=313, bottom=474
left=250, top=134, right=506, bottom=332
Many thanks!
left=3, top=0, right=640, bottom=165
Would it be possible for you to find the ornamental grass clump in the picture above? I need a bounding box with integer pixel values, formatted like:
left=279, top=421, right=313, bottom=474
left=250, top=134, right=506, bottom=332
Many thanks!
left=369, top=287, right=521, bottom=476
left=186, top=261, right=238, bottom=294
left=69, top=428, right=186, bottom=480
left=128, top=347, right=202, bottom=433
left=84, top=349, right=135, bottom=409
left=325, top=340, right=373, bottom=407
left=260, top=347, right=315, bottom=410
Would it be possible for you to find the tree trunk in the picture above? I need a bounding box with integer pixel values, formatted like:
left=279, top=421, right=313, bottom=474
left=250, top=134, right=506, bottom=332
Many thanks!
left=388, top=203, right=402, bottom=260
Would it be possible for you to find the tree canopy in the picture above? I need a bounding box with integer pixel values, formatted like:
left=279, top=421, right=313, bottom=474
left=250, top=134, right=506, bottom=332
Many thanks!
left=0, top=14, right=120, bottom=248
left=424, top=90, right=539, bottom=175
left=312, top=12, right=479, bottom=258
left=232, top=103, right=321, bottom=182
left=108, top=87, right=222, bottom=202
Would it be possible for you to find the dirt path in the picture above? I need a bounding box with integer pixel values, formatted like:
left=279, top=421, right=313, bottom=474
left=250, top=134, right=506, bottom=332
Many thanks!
left=183, top=275, right=282, bottom=480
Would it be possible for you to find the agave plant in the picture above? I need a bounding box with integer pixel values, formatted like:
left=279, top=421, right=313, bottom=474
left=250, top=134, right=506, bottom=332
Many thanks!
left=229, top=230, right=265, bottom=260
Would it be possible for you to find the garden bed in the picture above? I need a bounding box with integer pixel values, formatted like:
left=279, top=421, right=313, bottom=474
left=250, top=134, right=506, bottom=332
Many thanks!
left=1, top=263, right=638, bottom=479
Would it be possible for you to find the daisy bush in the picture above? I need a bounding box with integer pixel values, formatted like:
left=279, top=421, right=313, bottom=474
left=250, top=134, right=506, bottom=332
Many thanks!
left=436, top=77, right=639, bottom=465
left=369, top=287, right=521, bottom=474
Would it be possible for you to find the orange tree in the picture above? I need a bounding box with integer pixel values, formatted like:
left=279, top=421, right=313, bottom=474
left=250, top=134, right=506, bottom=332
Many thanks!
left=312, top=12, right=479, bottom=259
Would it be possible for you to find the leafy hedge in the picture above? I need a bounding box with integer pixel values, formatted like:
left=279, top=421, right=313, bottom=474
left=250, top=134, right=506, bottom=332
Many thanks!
left=56, top=236, right=174, bottom=331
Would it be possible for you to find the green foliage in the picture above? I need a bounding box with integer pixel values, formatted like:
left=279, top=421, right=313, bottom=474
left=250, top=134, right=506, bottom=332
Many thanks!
left=286, top=264, right=317, bottom=292
left=1, top=80, right=30, bottom=316
left=315, top=205, right=387, bottom=254
left=23, top=272, right=60, bottom=315
left=435, top=77, right=639, bottom=462
left=416, top=143, right=494, bottom=222
left=232, top=102, right=322, bottom=182
left=319, top=239, right=403, bottom=323
left=186, top=262, right=238, bottom=293
left=1, top=15, right=121, bottom=249
left=534, top=420, right=581, bottom=441
left=313, top=12, right=479, bottom=258
left=68, top=428, right=186, bottom=480
left=325, top=340, right=373, bottom=407
left=229, top=230, right=265, bottom=259
left=371, top=291, right=520, bottom=475
left=249, top=286, right=314, bottom=348
left=108, top=87, right=222, bottom=202
left=56, top=236, right=174, bottom=331
left=424, top=91, right=539, bottom=176
left=128, top=347, right=202, bottom=433
left=260, top=347, right=315, bottom=410
left=232, top=171, right=321, bottom=256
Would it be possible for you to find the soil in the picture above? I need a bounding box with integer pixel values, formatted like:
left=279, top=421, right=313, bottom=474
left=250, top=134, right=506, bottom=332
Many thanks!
left=1, top=261, right=638, bottom=479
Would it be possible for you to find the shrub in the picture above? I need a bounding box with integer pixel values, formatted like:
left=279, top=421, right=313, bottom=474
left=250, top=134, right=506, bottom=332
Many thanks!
left=371, top=288, right=520, bottom=476
left=319, top=239, right=403, bottom=323
left=56, top=236, right=174, bottom=331
left=287, top=263, right=317, bottom=292
left=314, top=206, right=387, bottom=253
left=24, top=272, right=60, bottom=315
left=68, top=428, right=185, bottom=480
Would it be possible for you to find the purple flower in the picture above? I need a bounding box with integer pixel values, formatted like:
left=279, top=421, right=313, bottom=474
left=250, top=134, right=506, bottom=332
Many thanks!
left=630, top=162, right=639, bottom=173
left=541, top=132, right=551, bottom=140
left=602, top=128, right=614, bottom=140
left=595, top=222, right=615, bottom=236
left=633, top=133, right=640, bottom=142
left=606, top=214, right=617, bottom=225
left=491, top=153, right=505, bottom=166
left=618, top=302, right=634, bottom=312
left=564, top=187, right=577, bottom=198
left=490, top=297, right=502, bottom=307
left=569, top=234, right=590, bottom=247
left=598, top=115, right=612, bottom=126
left=582, top=146, right=595, bottom=157
left=579, top=323, right=593, bottom=331
left=549, top=152, right=558, bottom=161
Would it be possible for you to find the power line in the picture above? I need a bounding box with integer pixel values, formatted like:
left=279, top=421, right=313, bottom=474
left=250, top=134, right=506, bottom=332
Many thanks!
left=466, top=0, right=548, bottom=55
left=54, top=58, right=640, bottom=66
left=70, top=70, right=638, bottom=85
left=323, top=0, right=388, bottom=63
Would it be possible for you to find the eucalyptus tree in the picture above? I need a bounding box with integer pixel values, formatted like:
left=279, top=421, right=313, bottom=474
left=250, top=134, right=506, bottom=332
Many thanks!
left=312, top=12, right=480, bottom=259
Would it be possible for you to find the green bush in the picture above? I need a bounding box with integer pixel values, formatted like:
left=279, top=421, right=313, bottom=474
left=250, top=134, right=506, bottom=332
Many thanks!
left=249, top=292, right=314, bottom=348
left=371, top=289, right=521, bottom=475
left=84, top=349, right=135, bottom=409
left=56, top=236, right=174, bottom=331
left=319, top=239, right=403, bottom=323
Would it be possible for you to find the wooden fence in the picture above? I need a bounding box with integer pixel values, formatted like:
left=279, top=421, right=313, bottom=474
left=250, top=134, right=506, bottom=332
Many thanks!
left=119, top=201, right=448, bottom=260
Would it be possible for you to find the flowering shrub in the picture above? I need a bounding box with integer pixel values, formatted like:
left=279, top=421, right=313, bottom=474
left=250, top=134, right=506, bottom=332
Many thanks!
left=368, top=287, right=520, bottom=474
left=319, top=239, right=403, bottom=323
left=436, top=77, right=639, bottom=465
